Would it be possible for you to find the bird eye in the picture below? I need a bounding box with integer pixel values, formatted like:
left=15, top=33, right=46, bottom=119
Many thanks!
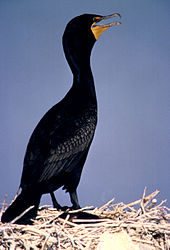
left=93, top=17, right=101, bottom=23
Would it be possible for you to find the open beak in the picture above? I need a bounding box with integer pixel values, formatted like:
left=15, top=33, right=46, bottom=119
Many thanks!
left=91, top=13, right=121, bottom=40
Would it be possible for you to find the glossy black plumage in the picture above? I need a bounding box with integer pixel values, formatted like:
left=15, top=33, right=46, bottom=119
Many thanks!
left=1, top=14, right=98, bottom=224
left=1, top=13, right=120, bottom=224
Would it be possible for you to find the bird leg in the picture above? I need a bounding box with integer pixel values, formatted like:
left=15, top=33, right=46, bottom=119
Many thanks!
left=69, top=190, right=81, bottom=209
left=50, top=191, right=80, bottom=210
left=50, top=192, right=70, bottom=211
left=50, top=192, right=62, bottom=209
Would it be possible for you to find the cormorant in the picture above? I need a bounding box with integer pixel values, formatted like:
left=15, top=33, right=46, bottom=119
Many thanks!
left=1, top=13, right=121, bottom=224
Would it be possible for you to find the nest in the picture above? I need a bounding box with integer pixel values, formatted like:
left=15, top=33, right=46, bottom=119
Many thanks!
left=0, top=188, right=169, bottom=249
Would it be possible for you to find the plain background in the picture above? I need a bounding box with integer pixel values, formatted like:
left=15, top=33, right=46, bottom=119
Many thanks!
left=0, top=0, right=169, bottom=208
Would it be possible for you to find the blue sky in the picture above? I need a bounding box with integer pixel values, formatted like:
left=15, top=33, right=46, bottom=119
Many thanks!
left=0, top=0, right=169, bottom=208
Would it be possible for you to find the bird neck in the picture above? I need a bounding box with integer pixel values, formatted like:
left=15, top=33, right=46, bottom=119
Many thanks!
left=73, top=69, right=97, bottom=102
left=63, top=33, right=97, bottom=102
left=63, top=41, right=94, bottom=77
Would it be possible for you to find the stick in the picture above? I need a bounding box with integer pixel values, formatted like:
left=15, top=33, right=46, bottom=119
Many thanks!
left=10, top=205, right=35, bottom=224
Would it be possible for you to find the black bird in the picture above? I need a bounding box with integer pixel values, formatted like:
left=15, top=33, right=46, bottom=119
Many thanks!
left=1, top=13, right=121, bottom=224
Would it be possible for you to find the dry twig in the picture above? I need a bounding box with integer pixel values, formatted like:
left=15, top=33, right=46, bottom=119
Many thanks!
left=0, top=189, right=169, bottom=249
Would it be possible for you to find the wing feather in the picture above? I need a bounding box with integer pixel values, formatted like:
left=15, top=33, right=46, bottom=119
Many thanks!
left=20, top=104, right=97, bottom=189
left=39, top=121, right=95, bottom=182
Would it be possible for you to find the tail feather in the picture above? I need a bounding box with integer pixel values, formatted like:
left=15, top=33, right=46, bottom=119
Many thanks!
left=1, top=190, right=41, bottom=224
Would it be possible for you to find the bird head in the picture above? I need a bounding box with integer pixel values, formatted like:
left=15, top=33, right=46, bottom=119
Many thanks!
left=63, top=13, right=121, bottom=41
left=62, top=14, right=121, bottom=74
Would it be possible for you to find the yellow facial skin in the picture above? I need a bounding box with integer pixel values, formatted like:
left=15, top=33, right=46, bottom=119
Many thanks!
left=91, top=21, right=109, bottom=40
left=91, top=14, right=121, bottom=40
